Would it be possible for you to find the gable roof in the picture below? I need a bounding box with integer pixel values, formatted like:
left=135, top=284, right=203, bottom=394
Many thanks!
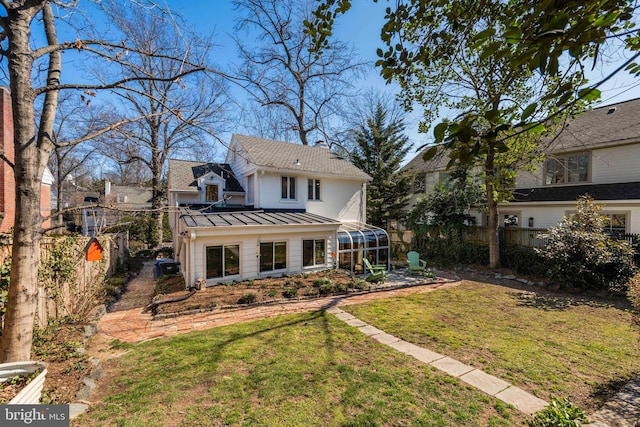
left=403, top=97, right=640, bottom=173
left=168, top=160, right=244, bottom=193
left=232, top=134, right=371, bottom=180
left=402, top=146, right=451, bottom=174
left=549, top=97, right=640, bottom=153
left=108, top=185, right=153, bottom=208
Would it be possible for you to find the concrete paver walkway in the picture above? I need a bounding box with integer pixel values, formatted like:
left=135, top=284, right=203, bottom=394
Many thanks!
left=589, top=378, right=640, bottom=426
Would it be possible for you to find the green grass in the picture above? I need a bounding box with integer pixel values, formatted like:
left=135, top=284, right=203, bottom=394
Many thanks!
left=343, top=281, right=640, bottom=409
left=78, top=311, right=524, bottom=426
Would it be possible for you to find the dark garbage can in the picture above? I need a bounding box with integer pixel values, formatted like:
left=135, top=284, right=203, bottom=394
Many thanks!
left=159, top=261, right=180, bottom=276
left=154, top=258, right=173, bottom=278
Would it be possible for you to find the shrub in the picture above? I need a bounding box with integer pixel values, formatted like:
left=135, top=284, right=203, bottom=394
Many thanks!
left=529, top=397, right=587, bottom=427
left=318, top=283, right=334, bottom=296
left=333, top=283, right=348, bottom=294
left=501, top=245, right=546, bottom=276
left=237, top=293, right=257, bottom=305
left=282, top=287, right=298, bottom=298
left=536, top=196, right=636, bottom=290
left=267, top=290, right=277, bottom=298
left=627, top=272, right=640, bottom=329
left=352, top=279, right=369, bottom=291
left=303, top=286, right=319, bottom=297
left=313, top=278, right=332, bottom=287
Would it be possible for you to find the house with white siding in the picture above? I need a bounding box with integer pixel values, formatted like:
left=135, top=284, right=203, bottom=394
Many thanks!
left=405, top=97, right=640, bottom=234
left=168, top=134, right=390, bottom=288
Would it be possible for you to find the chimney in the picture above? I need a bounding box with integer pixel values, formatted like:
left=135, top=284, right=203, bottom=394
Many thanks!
left=105, top=180, right=111, bottom=196
left=315, top=140, right=329, bottom=149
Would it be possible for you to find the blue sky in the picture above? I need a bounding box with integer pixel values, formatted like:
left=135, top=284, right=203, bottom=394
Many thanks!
left=19, top=1, right=640, bottom=162
left=165, top=0, right=640, bottom=155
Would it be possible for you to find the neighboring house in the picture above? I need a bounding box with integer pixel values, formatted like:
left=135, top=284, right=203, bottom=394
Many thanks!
left=0, top=87, right=53, bottom=234
left=404, top=97, right=640, bottom=234
left=81, top=181, right=153, bottom=236
left=168, top=134, right=390, bottom=288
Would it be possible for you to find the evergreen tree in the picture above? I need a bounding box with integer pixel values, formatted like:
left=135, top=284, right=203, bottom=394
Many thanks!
left=351, top=103, right=414, bottom=227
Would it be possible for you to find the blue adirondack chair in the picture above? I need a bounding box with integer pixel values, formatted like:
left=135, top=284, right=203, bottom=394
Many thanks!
left=407, top=251, right=427, bottom=276
left=363, top=258, right=386, bottom=283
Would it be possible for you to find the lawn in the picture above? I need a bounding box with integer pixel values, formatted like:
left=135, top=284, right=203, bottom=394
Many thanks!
left=342, top=280, right=640, bottom=411
left=77, top=311, right=525, bottom=426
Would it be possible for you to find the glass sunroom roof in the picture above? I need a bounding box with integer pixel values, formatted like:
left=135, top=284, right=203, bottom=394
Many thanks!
left=338, top=222, right=389, bottom=246
left=337, top=222, right=390, bottom=274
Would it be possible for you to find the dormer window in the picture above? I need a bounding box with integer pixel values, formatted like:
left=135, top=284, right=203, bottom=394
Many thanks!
left=206, top=184, right=219, bottom=202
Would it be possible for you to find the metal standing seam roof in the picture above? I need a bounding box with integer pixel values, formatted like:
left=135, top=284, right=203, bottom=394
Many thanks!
left=232, top=134, right=372, bottom=180
left=179, top=209, right=342, bottom=229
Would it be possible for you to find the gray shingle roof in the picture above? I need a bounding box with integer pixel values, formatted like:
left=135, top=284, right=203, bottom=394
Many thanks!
left=513, top=182, right=640, bottom=203
left=402, top=146, right=451, bottom=173
left=232, top=134, right=371, bottom=180
left=179, top=209, right=341, bottom=229
left=403, top=97, right=640, bottom=172
left=550, top=97, right=640, bottom=152
left=109, top=185, right=153, bottom=208
left=168, top=160, right=244, bottom=193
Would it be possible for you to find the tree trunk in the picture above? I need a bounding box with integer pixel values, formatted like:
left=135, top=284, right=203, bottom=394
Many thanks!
left=0, top=5, right=45, bottom=362
left=486, top=147, right=500, bottom=269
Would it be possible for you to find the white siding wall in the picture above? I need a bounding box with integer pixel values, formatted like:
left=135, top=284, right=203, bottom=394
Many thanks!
left=591, top=144, right=640, bottom=184
left=258, top=171, right=306, bottom=210
left=306, top=178, right=365, bottom=222
left=515, top=144, right=640, bottom=189
left=497, top=202, right=640, bottom=233
left=184, top=226, right=338, bottom=285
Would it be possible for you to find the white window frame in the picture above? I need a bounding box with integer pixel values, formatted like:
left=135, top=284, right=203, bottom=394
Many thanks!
left=205, top=244, right=241, bottom=280
left=281, top=176, right=296, bottom=200
left=303, top=239, right=326, bottom=267
left=544, top=152, right=591, bottom=185
left=259, top=241, right=288, bottom=273
left=307, top=178, right=321, bottom=201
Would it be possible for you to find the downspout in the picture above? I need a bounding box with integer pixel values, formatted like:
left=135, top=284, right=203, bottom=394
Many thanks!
left=188, top=230, right=196, bottom=288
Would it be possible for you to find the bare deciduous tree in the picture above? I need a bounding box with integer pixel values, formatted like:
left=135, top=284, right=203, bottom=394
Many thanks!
left=232, top=0, right=366, bottom=145
left=0, top=1, right=209, bottom=362
left=94, top=1, right=229, bottom=245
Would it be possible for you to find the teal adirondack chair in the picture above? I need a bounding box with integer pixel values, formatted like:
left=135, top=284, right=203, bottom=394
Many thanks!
left=407, top=251, right=427, bottom=276
left=363, top=258, right=386, bottom=283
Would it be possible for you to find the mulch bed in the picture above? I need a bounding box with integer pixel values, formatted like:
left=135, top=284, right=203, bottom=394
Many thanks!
left=152, top=269, right=380, bottom=316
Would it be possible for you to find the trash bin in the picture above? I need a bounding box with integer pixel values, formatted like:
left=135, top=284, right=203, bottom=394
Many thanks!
left=159, top=261, right=180, bottom=276
left=154, top=258, right=173, bottom=278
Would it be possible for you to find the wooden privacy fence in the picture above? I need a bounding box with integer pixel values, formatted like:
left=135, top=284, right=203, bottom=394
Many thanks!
left=391, top=226, right=639, bottom=251
left=0, top=232, right=128, bottom=328
left=462, top=226, right=550, bottom=248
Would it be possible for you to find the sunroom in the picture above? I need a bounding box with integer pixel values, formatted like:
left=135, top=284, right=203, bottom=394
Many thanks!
left=337, top=223, right=390, bottom=275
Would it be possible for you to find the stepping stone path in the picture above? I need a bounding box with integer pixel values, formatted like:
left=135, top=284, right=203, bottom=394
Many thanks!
left=327, top=306, right=548, bottom=415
